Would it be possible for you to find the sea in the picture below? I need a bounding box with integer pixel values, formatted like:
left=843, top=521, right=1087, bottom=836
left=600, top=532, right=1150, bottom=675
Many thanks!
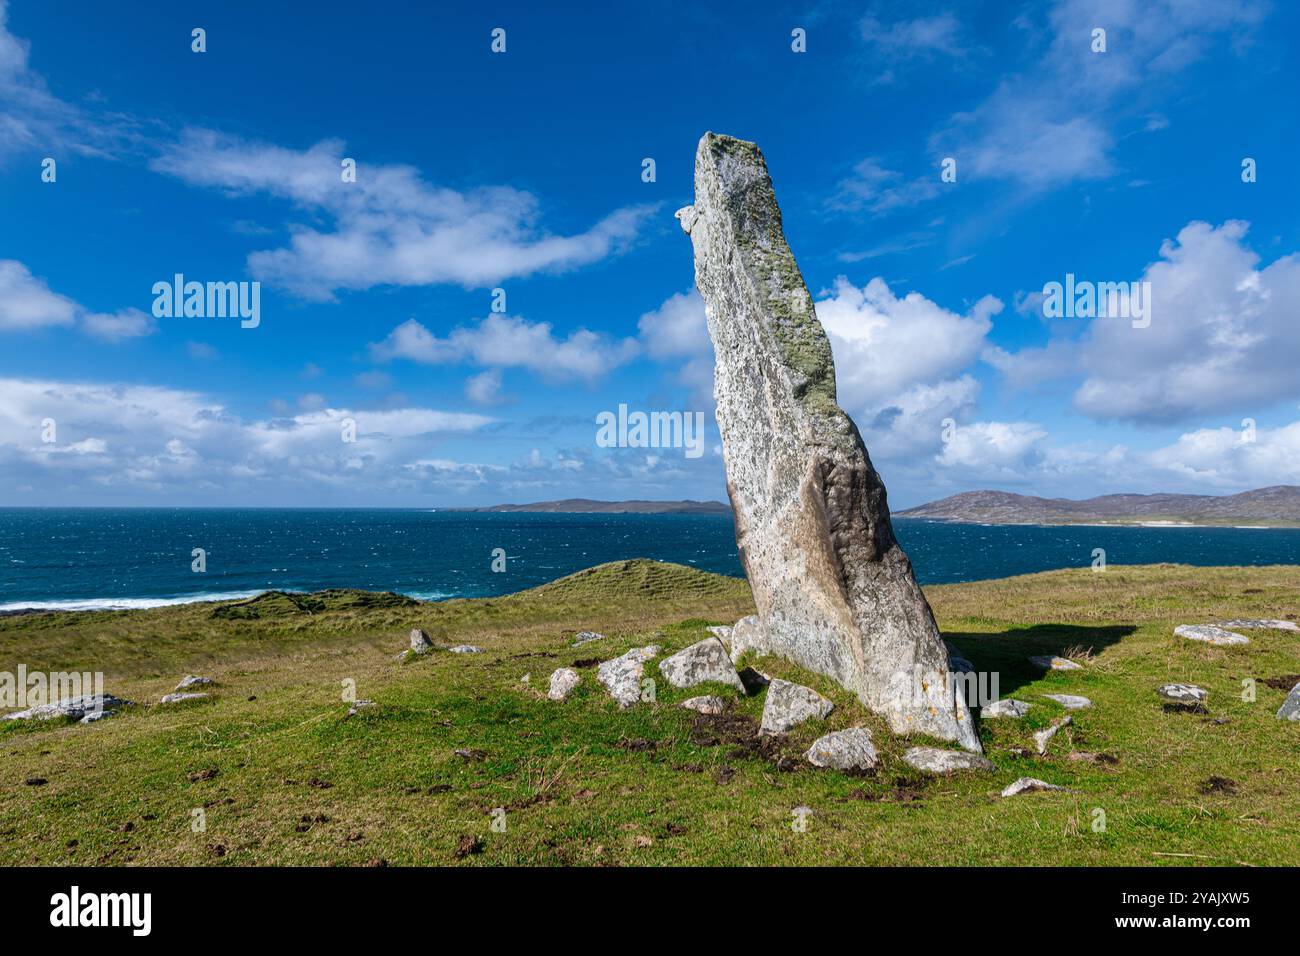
left=0, top=508, right=1297, bottom=612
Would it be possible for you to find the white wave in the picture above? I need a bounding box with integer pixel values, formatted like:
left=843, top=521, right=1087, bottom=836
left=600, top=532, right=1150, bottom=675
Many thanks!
left=0, top=590, right=268, bottom=613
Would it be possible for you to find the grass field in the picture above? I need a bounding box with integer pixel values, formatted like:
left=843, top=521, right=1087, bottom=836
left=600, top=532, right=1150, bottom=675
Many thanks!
left=1, top=559, right=1297, bottom=866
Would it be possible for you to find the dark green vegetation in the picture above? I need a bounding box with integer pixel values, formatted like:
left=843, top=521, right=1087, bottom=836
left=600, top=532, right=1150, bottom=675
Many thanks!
left=1, top=560, right=1297, bottom=865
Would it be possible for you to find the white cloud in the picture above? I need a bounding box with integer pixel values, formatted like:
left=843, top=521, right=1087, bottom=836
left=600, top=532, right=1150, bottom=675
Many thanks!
left=637, top=289, right=709, bottom=359
left=1070, top=220, right=1300, bottom=423
left=81, top=307, right=155, bottom=341
left=370, top=315, right=640, bottom=383
left=465, top=368, right=504, bottom=405
left=0, top=260, right=77, bottom=330
left=816, top=276, right=1000, bottom=413
left=151, top=128, right=657, bottom=300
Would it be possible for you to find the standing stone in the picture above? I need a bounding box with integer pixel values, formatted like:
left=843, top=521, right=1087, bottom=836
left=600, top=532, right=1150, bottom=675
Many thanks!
left=680, top=132, right=979, bottom=752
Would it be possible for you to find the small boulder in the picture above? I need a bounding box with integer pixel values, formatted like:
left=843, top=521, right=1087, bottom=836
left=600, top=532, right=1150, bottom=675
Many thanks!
left=982, top=698, right=1031, bottom=719
left=759, top=679, right=833, bottom=735
left=659, top=637, right=744, bottom=691
left=1157, top=683, right=1208, bottom=705
left=1175, top=624, right=1248, bottom=646
left=3, top=693, right=131, bottom=723
left=1044, top=694, right=1091, bottom=710
left=346, top=699, right=375, bottom=717
left=159, top=692, right=209, bottom=705
left=706, top=625, right=733, bottom=644
left=805, top=727, right=878, bottom=771
left=572, top=631, right=605, bottom=647
left=410, top=628, right=433, bottom=652
left=174, top=675, right=214, bottom=691
left=447, top=645, right=483, bottom=654
left=597, top=646, right=660, bottom=708
left=1277, top=682, right=1300, bottom=721
left=1001, top=777, right=1072, bottom=797
left=1033, top=715, right=1072, bottom=755
left=548, top=668, right=581, bottom=701
left=726, top=615, right=766, bottom=663
left=1029, top=655, right=1082, bottom=671
left=680, top=695, right=726, bottom=715
left=902, top=747, right=995, bottom=774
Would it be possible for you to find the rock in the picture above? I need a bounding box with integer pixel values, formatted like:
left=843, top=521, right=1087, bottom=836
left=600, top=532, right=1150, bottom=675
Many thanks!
left=159, top=692, right=209, bottom=705
left=902, top=747, right=995, bottom=774
left=1029, top=655, right=1082, bottom=671
left=410, top=628, right=433, bottom=652
left=572, top=631, right=605, bottom=647
left=1044, top=694, right=1091, bottom=710
left=737, top=666, right=770, bottom=696
left=447, top=645, right=483, bottom=654
left=1157, top=683, right=1208, bottom=704
left=1175, top=624, right=1249, bottom=646
left=520, top=673, right=530, bottom=684
left=759, top=679, right=833, bottom=735
left=1033, top=715, right=1072, bottom=755
left=175, top=675, right=214, bottom=691
left=1213, top=619, right=1299, bottom=631
left=597, top=646, right=660, bottom=708
left=725, top=615, right=765, bottom=663
left=346, top=699, right=375, bottom=717
left=705, top=625, right=733, bottom=643
left=548, top=667, right=581, bottom=701
left=658, top=637, right=744, bottom=691
left=78, top=710, right=115, bottom=724
left=680, top=695, right=727, bottom=715
left=3, top=693, right=131, bottom=722
left=683, top=132, right=979, bottom=752
left=1001, top=777, right=1071, bottom=797
left=805, top=727, right=878, bottom=770
left=982, top=698, right=1031, bottom=719
left=1277, top=682, right=1300, bottom=721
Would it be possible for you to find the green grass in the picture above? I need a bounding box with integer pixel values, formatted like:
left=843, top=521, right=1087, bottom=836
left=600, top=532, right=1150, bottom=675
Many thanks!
left=1, top=559, right=1297, bottom=866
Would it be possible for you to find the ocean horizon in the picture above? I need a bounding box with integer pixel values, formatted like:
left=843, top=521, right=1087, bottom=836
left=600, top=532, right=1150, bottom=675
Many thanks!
left=2, top=507, right=1296, bottom=613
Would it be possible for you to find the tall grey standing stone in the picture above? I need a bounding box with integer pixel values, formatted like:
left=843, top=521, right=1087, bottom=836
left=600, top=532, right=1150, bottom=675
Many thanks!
left=680, top=131, right=980, bottom=752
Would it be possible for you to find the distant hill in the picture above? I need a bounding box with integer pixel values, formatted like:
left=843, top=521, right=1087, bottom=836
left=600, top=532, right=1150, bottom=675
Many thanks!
left=452, top=499, right=732, bottom=515
left=896, top=485, right=1300, bottom=527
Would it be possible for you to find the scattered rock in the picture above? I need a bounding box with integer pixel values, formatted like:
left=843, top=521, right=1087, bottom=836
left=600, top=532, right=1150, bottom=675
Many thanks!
left=345, top=699, right=375, bottom=717
left=658, top=637, right=744, bottom=691
left=680, top=695, right=727, bottom=715
left=409, top=628, right=433, bottom=652
left=902, top=747, right=995, bottom=774
left=1029, top=655, right=1082, bottom=671
left=454, top=749, right=487, bottom=761
left=759, top=679, right=833, bottom=735
left=1213, top=619, right=1298, bottom=631
left=1033, top=715, right=1072, bottom=755
left=805, top=727, right=878, bottom=771
left=3, top=693, right=131, bottom=723
left=159, top=692, right=209, bottom=705
left=1157, top=683, right=1208, bottom=705
left=1001, top=777, right=1072, bottom=797
left=982, top=698, right=1031, bottom=719
left=1175, top=624, right=1248, bottom=646
left=596, top=646, right=659, bottom=708
left=1044, top=694, right=1091, bottom=710
left=174, top=675, right=214, bottom=691
left=547, top=667, right=581, bottom=701
left=683, top=132, right=979, bottom=752
left=519, top=673, right=530, bottom=684
left=1277, top=682, right=1300, bottom=722
left=572, top=631, right=605, bottom=647
left=448, top=645, right=484, bottom=654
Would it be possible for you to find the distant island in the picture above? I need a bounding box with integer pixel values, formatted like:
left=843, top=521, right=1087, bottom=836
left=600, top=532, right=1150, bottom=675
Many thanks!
left=451, top=498, right=732, bottom=515
left=897, top=485, right=1300, bottom=527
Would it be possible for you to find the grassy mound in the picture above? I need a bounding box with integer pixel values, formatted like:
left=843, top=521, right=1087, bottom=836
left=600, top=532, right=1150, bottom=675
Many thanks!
left=0, top=561, right=1296, bottom=866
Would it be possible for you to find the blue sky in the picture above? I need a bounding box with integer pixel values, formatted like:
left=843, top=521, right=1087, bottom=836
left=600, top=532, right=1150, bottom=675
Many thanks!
left=2, top=0, right=1298, bottom=507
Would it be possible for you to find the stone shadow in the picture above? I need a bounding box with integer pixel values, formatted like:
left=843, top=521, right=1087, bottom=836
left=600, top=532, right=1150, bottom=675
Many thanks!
left=943, top=623, right=1136, bottom=700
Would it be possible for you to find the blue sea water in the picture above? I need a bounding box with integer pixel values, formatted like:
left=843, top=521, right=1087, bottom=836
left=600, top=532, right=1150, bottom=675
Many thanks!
left=0, top=508, right=1296, bottom=611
